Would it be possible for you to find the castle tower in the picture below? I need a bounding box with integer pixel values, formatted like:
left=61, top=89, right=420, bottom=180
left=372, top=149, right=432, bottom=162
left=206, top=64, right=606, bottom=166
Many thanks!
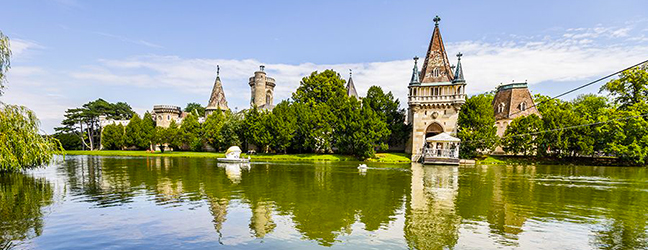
left=249, top=65, right=276, bottom=110
left=406, top=16, right=467, bottom=157
left=346, top=69, right=359, bottom=98
left=492, top=82, right=541, bottom=153
left=205, top=65, right=229, bottom=117
left=152, top=105, right=183, bottom=128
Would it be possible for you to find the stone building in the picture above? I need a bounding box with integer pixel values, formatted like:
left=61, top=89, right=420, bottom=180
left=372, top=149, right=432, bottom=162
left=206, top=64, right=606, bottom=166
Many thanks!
left=346, top=70, right=359, bottom=98
left=492, top=82, right=540, bottom=153
left=205, top=66, right=229, bottom=117
left=406, top=16, right=467, bottom=158
left=249, top=65, right=275, bottom=110
left=152, top=105, right=184, bottom=128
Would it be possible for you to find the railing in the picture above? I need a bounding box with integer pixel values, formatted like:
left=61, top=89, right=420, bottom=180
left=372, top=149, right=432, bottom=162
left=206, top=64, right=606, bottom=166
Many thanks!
left=153, top=105, right=181, bottom=111
left=408, top=94, right=466, bottom=103
left=423, top=148, right=459, bottom=159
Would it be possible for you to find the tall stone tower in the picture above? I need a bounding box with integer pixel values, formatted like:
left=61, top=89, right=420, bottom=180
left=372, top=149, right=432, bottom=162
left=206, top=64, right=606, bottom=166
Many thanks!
left=249, top=65, right=276, bottom=110
left=205, top=65, right=229, bottom=117
left=406, top=16, right=467, bottom=157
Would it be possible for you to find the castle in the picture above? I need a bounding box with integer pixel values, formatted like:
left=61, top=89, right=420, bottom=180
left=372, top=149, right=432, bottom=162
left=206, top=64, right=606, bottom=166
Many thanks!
left=405, top=16, right=467, bottom=158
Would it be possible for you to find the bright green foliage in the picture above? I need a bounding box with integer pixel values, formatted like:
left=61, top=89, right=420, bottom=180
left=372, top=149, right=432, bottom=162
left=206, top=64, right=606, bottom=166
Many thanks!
left=0, top=104, right=63, bottom=171
left=220, top=111, right=242, bottom=149
left=335, top=97, right=390, bottom=159
left=125, top=114, right=147, bottom=149
left=502, top=114, right=543, bottom=156
left=203, top=111, right=225, bottom=151
left=53, top=132, right=82, bottom=150
left=102, top=124, right=125, bottom=150
left=0, top=31, right=10, bottom=94
left=179, top=114, right=202, bottom=151
left=269, top=100, right=297, bottom=153
left=164, top=120, right=181, bottom=149
left=292, top=69, right=347, bottom=104
left=57, top=98, right=134, bottom=150
left=535, top=95, right=589, bottom=157
left=292, top=102, right=336, bottom=153
left=600, top=102, right=648, bottom=164
left=141, top=112, right=156, bottom=150
left=184, top=102, right=206, bottom=117
left=243, top=106, right=272, bottom=153
left=457, top=93, right=498, bottom=158
left=573, top=94, right=610, bottom=154
left=363, top=86, right=409, bottom=148
left=601, top=67, right=648, bottom=109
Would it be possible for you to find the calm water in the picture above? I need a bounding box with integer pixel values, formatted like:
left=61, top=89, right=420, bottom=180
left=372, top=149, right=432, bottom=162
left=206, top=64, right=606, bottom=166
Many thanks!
left=1, top=156, right=647, bottom=250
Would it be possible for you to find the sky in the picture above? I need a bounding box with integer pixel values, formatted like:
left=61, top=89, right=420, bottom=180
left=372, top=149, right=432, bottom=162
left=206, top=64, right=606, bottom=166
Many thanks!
left=1, top=0, right=648, bottom=133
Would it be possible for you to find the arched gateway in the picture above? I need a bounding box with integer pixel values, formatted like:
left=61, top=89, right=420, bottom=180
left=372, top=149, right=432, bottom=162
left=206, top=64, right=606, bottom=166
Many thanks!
left=406, top=16, right=467, bottom=161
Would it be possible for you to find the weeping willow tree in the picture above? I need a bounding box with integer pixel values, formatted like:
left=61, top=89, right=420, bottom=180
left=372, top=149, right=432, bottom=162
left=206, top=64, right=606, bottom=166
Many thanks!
left=0, top=31, right=63, bottom=172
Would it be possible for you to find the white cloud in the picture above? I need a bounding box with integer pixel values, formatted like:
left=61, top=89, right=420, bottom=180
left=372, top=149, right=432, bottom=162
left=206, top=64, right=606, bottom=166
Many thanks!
left=94, top=32, right=164, bottom=49
left=9, top=39, right=44, bottom=59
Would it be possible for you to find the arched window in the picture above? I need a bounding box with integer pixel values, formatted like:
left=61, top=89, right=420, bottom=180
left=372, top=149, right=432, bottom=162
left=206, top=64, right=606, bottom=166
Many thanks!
left=167, top=115, right=170, bottom=120
left=266, top=91, right=272, bottom=105
left=457, top=86, right=462, bottom=94
left=520, top=102, right=527, bottom=111
left=498, top=103, right=505, bottom=113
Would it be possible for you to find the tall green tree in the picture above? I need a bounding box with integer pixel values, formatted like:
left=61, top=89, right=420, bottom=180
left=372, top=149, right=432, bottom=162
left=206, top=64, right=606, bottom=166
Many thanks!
left=0, top=31, right=10, bottom=94
left=335, top=97, right=390, bottom=159
left=269, top=100, right=297, bottom=153
left=179, top=114, right=202, bottom=151
left=124, top=114, right=146, bottom=149
left=292, top=69, right=347, bottom=105
left=203, top=111, right=225, bottom=151
left=101, top=124, right=125, bottom=150
left=184, top=102, right=206, bottom=117
left=457, top=93, right=498, bottom=158
left=601, top=67, right=648, bottom=109
left=220, top=111, right=242, bottom=149
left=363, top=86, right=409, bottom=148
left=141, top=112, right=156, bottom=150
left=502, top=114, right=543, bottom=156
left=242, top=106, right=272, bottom=153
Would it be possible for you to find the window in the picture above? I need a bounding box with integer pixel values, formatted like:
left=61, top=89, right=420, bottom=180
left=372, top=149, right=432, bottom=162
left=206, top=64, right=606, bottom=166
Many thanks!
left=520, top=102, right=527, bottom=111
left=167, top=115, right=170, bottom=120
left=498, top=103, right=505, bottom=113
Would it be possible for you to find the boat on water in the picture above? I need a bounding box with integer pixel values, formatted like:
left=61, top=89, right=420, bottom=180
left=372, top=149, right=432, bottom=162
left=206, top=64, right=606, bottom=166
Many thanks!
left=217, top=146, right=250, bottom=163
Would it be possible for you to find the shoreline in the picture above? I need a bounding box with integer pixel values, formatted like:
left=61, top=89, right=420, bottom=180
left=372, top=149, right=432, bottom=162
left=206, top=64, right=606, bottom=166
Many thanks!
left=61, top=150, right=412, bottom=163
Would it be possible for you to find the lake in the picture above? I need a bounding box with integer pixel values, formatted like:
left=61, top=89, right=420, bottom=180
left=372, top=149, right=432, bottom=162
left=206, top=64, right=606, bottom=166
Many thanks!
left=1, top=155, right=647, bottom=249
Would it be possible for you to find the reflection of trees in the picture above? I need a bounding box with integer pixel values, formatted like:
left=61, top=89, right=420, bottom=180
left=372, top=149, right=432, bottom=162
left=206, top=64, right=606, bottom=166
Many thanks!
left=239, top=163, right=410, bottom=246
left=456, top=165, right=648, bottom=249
left=0, top=173, right=54, bottom=247
left=405, top=164, right=460, bottom=250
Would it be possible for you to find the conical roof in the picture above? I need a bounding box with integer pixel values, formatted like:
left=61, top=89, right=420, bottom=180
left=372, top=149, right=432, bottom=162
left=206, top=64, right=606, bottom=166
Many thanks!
left=410, top=56, right=421, bottom=84
left=207, top=67, right=229, bottom=110
left=346, top=70, right=359, bottom=98
left=453, top=53, right=464, bottom=82
left=420, top=16, right=454, bottom=83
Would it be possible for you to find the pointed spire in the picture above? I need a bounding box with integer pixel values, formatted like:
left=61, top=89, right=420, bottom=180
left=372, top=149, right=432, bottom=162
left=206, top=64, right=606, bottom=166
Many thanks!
left=453, top=52, right=465, bottom=82
left=419, top=15, right=454, bottom=83
left=410, top=56, right=420, bottom=84
left=207, top=65, right=229, bottom=110
left=346, top=69, right=359, bottom=98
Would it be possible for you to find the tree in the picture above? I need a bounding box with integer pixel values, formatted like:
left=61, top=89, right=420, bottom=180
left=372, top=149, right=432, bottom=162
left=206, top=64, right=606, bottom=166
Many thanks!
left=599, top=102, right=648, bottom=165
left=0, top=31, right=62, bottom=172
left=292, top=69, right=347, bottom=105
left=334, top=97, right=390, bottom=159
left=363, top=86, right=409, bottom=148
left=141, top=112, right=156, bottom=150
left=184, top=102, right=206, bottom=117
left=57, top=99, right=134, bottom=150
left=163, top=120, right=181, bottom=150
left=572, top=94, right=610, bottom=154
left=220, top=111, right=242, bottom=148
left=600, top=67, right=648, bottom=109
left=124, top=114, right=146, bottom=149
left=501, top=114, right=543, bottom=156
left=0, top=31, right=10, bottom=94
left=457, top=93, right=499, bottom=158
left=101, top=123, right=125, bottom=150
left=53, top=132, right=82, bottom=150
left=179, top=113, right=202, bottom=151
left=268, top=100, right=297, bottom=153
left=0, top=104, right=63, bottom=171
left=203, top=111, right=225, bottom=151
left=242, top=106, right=272, bottom=153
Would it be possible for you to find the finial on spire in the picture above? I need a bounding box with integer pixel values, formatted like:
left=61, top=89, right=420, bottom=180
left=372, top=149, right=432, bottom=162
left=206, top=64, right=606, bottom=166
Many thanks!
left=349, top=69, right=352, bottom=78
left=456, top=52, right=463, bottom=60
left=217, top=65, right=220, bottom=77
left=433, top=15, right=441, bottom=26
left=413, top=56, right=419, bottom=63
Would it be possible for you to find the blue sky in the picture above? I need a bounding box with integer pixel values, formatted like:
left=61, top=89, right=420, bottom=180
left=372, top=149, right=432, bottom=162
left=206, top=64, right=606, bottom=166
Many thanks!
left=2, top=0, right=648, bottom=133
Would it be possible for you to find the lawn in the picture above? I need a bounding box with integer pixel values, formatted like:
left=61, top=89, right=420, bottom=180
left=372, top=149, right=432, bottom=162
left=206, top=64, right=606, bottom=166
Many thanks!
left=63, top=150, right=412, bottom=163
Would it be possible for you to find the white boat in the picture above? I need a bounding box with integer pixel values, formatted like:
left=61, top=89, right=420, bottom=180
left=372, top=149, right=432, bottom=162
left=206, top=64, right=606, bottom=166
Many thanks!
left=217, top=146, right=250, bottom=163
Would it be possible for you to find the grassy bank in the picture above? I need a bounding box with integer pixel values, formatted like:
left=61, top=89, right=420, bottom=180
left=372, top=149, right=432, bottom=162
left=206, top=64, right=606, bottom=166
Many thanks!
left=476, top=155, right=638, bottom=167
left=63, top=150, right=411, bottom=163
